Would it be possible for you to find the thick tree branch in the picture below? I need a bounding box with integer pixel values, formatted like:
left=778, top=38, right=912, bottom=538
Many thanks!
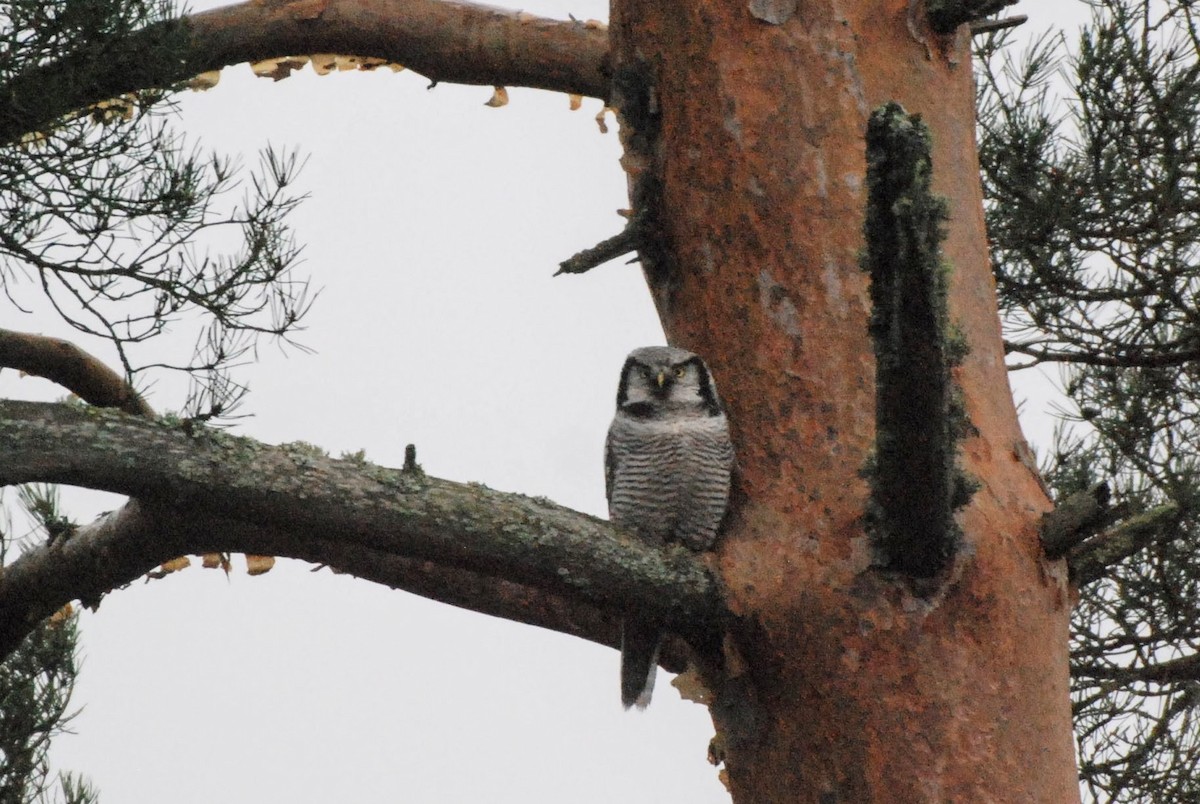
left=0, top=329, right=153, bottom=416
left=0, top=0, right=610, bottom=145
left=0, top=400, right=720, bottom=661
left=0, top=497, right=623, bottom=661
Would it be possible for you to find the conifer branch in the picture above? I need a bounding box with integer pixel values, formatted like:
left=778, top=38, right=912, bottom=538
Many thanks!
left=0, top=0, right=610, bottom=145
left=0, top=400, right=721, bottom=662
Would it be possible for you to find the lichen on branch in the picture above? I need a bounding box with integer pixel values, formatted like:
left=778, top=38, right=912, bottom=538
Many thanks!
left=0, top=400, right=721, bottom=661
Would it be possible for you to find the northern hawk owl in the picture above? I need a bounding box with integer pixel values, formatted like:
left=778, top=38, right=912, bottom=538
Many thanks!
left=605, top=346, right=734, bottom=708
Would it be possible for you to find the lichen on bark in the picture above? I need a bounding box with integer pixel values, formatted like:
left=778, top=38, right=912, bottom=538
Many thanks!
left=0, top=399, right=722, bottom=659
left=861, top=101, right=975, bottom=579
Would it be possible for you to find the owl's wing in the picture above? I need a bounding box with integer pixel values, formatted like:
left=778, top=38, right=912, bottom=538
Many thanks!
left=604, top=426, right=617, bottom=509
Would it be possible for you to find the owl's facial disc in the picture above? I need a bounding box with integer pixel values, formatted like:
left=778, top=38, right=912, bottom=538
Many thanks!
left=616, top=350, right=721, bottom=417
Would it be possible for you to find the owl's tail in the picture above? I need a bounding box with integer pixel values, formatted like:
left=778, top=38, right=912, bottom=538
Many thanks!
left=620, top=617, right=661, bottom=709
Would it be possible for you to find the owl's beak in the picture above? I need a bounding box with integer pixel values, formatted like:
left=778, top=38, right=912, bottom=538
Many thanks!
left=656, top=371, right=667, bottom=388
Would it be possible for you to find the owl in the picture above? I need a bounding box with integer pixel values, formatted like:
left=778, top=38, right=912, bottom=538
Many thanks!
left=605, top=345, right=735, bottom=708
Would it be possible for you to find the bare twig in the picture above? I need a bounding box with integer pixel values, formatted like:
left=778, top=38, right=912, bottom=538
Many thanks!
left=555, top=213, right=646, bottom=276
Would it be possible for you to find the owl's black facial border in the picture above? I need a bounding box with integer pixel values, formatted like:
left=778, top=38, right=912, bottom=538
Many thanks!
left=678, top=356, right=723, bottom=417
left=615, top=355, right=640, bottom=407
left=621, top=401, right=663, bottom=419
left=616, top=353, right=724, bottom=418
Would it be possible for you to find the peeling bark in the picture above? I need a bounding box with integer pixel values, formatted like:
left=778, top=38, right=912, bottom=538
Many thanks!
left=0, top=0, right=1093, bottom=799
left=0, top=0, right=609, bottom=145
left=0, top=400, right=720, bottom=661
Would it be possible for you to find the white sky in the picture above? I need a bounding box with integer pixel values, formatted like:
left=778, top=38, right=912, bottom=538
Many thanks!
left=0, top=1, right=1088, bottom=801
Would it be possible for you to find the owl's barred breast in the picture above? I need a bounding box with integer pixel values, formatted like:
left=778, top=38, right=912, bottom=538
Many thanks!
left=607, top=413, right=732, bottom=550
left=605, top=345, right=735, bottom=708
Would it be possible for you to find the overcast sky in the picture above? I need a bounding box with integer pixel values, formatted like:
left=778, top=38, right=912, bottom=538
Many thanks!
left=0, top=1, right=1085, bottom=801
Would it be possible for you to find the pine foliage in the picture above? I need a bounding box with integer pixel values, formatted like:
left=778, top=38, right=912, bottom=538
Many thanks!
left=979, top=2, right=1200, bottom=799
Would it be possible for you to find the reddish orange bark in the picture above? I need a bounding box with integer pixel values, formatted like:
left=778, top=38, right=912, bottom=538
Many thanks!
left=187, top=0, right=609, bottom=96
left=0, top=0, right=1082, bottom=796
left=610, top=0, right=1079, bottom=799
left=0, top=0, right=611, bottom=145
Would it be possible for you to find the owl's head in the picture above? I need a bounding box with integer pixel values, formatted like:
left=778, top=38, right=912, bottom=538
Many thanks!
left=615, top=346, right=723, bottom=418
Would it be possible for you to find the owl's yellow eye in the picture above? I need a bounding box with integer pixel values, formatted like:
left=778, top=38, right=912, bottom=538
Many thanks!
left=674, top=367, right=687, bottom=379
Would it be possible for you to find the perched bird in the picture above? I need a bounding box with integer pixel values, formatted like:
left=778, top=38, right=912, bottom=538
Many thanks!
left=605, top=345, right=735, bottom=708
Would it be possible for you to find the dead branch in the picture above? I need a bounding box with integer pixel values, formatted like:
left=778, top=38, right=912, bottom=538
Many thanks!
left=927, top=0, right=1018, bottom=33
left=0, top=0, right=610, bottom=145
left=0, top=399, right=721, bottom=661
left=1040, top=482, right=1112, bottom=558
left=555, top=212, right=646, bottom=276
left=969, top=15, right=1027, bottom=35
left=1070, top=502, right=1182, bottom=585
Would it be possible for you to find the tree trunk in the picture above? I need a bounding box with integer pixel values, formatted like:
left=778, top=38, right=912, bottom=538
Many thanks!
left=0, top=0, right=1085, bottom=798
left=608, top=0, right=1080, bottom=799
